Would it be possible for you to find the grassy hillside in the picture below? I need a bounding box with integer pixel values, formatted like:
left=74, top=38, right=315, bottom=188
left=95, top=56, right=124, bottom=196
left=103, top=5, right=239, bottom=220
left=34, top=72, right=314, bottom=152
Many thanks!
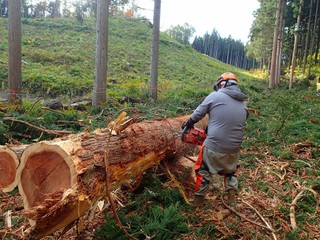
left=0, top=17, right=319, bottom=239
left=0, top=16, right=264, bottom=140
left=0, top=17, right=258, bottom=101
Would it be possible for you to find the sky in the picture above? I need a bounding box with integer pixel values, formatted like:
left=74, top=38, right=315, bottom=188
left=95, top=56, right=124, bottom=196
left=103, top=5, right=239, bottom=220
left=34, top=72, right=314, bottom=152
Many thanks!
left=135, top=0, right=260, bottom=43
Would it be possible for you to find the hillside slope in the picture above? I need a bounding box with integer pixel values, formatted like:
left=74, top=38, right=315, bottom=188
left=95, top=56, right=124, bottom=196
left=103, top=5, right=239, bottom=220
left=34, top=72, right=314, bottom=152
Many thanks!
left=0, top=17, right=258, bottom=101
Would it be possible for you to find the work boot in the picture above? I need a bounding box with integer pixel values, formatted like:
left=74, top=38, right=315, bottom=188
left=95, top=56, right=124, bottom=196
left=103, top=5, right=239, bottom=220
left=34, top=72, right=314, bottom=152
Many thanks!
left=227, top=189, right=236, bottom=207
left=193, top=195, right=205, bottom=207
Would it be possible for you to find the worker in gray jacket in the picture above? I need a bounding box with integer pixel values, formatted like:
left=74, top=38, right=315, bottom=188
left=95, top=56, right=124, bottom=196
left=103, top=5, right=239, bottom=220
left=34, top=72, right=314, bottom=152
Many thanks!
left=183, top=72, right=248, bottom=207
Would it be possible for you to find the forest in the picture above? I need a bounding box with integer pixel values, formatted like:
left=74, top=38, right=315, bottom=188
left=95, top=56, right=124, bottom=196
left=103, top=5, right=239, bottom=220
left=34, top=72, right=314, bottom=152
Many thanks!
left=0, top=0, right=319, bottom=240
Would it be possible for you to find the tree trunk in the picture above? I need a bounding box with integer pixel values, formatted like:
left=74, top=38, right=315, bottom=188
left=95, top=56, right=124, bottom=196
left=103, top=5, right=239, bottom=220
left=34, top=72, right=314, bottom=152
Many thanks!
left=276, top=0, right=285, bottom=85
left=16, top=115, right=205, bottom=239
left=269, top=0, right=282, bottom=88
left=53, top=0, right=61, bottom=18
left=8, top=0, right=22, bottom=104
left=315, top=7, right=320, bottom=65
left=302, top=0, right=313, bottom=74
left=149, top=0, right=161, bottom=101
left=308, top=0, right=319, bottom=77
left=92, top=0, right=110, bottom=106
left=289, top=0, right=303, bottom=89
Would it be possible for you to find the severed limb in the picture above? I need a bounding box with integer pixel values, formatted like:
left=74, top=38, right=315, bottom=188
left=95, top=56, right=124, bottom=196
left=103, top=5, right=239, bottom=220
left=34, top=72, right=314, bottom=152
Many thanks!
left=4, top=117, right=72, bottom=136
left=220, top=195, right=275, bottom=232
left=163, top=160, right=190, bottom=205
left=242, top=200, right=277, bottom=240
left=290, top=187, right=319, bottom=230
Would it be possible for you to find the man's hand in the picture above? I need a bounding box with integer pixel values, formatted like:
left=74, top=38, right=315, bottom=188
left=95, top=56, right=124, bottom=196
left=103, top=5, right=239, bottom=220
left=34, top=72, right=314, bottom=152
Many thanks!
left=181, top=118, right=196, bottom=130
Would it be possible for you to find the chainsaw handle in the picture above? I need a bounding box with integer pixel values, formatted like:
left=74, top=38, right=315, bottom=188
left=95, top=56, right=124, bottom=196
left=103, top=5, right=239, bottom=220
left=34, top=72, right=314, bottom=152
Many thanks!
left=181, top=127, right=188, bottom=141
left=181, top=118, right=195, bottom=130
left=181, top=126, right=194, bottom=141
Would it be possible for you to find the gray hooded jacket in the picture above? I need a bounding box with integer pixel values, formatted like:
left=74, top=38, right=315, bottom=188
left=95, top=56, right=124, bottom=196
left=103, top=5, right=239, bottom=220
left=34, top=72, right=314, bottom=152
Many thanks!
left=190, top=85, right=248, bottom=153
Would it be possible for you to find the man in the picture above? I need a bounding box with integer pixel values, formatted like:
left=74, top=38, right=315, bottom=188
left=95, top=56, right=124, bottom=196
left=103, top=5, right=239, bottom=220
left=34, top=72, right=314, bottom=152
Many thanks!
left=183, top=72, right=248, bottom=207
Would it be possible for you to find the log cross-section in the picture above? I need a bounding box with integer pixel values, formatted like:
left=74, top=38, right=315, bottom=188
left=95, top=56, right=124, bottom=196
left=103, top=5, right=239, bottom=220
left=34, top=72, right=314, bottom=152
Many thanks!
left=0, top=145, right=25, bottom=192
left=17, top=142, right=79, bottom=210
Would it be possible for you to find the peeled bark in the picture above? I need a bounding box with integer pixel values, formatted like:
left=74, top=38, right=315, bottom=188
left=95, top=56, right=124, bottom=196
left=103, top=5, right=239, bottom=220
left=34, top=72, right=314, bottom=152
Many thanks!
left=16, top=115, right=206, bottom=239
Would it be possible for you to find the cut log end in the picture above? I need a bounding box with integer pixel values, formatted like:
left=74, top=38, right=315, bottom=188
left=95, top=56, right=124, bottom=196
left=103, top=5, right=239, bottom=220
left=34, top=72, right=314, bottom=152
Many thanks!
left=0, top=146, right=19, bottom=192
left=17, top=142, right=77, bottom=210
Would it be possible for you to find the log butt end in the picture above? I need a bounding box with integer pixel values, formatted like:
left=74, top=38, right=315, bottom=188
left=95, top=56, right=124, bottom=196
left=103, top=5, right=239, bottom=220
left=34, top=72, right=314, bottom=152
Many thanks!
left=0, top=146, right=19, bottom=192
left=17, top=142, right=77, bottom=210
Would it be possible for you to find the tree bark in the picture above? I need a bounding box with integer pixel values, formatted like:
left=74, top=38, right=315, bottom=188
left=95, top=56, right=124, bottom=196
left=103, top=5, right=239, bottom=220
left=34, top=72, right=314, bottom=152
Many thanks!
left=16, top=115, right=205, bottom=239
left=92, top=0, right=110, bottom=106
left=314, top=7, right=320, bottom=65
left=149, top=0, right=161, bottom=101
left=302, top=0, right=313, bottom=74
left=289, top=0, right=303, bottom=89
left=269, top=0, right=282, bottom=88
left=8, top=0, right=22, bottom=104
left=276, top=0, right=285, bottom=85
left=315, top=4, right=320, bottom=65
left=308, top=0, right=319, bottom=77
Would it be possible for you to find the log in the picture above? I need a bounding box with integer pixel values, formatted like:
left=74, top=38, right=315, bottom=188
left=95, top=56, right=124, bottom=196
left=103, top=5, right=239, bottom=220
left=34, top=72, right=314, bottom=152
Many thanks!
left=16, top=115, right=206, bottom=239
left=166, top=155, right=198, bottom=198
left=0, top=145, right=26, bottom=192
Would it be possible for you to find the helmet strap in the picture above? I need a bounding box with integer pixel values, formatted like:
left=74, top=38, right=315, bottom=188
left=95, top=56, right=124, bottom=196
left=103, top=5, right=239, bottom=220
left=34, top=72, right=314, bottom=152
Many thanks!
left=220, top=80, right=229, bottom=89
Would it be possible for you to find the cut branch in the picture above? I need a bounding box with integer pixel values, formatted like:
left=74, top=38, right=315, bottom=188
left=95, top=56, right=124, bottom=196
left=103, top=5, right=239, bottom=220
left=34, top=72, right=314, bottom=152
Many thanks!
left=4, top=117, right=73, bottom=136
left=221, top=195, right=275, bottom=232
left=290, top=187, right=319, bottom=230
left=242, top=200, right=277, bottom=240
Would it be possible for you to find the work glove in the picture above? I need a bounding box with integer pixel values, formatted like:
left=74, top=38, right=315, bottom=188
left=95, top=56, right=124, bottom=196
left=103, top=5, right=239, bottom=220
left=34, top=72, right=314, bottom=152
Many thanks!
left=181, top=118, right=196, bottom=130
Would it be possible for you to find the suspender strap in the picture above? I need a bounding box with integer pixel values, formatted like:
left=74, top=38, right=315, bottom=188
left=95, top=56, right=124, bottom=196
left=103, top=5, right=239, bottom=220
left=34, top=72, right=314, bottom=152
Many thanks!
left=194, top=145, right=205, bottom=191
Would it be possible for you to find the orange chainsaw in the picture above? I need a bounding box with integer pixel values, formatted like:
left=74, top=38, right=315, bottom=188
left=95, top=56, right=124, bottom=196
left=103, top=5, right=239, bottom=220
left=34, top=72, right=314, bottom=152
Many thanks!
left=181, top=127, right=206, bottom=146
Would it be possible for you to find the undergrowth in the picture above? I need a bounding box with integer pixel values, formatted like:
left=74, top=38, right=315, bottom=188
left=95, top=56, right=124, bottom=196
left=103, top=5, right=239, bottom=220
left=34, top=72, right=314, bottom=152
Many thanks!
left=95, top=174, right=220, bottom=239
left=94, top=175, right=192, bottom=240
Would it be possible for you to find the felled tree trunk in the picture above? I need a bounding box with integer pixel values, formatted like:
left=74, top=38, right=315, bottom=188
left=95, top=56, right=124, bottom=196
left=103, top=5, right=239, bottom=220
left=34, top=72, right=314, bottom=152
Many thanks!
left=0, top=145, right=26, bottom=192
left=16, top=115, right=206, bottom=239
left=168, top=155, right=198, bottom=197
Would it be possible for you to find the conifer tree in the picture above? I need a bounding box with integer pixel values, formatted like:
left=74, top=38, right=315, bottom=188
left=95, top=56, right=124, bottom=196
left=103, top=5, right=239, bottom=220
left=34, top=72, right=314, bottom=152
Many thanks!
left=149, top=0, right=161, bottom=102
left=8, top=0, right=22, bottom=104
left=93, top=0, right=110, bottom=106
